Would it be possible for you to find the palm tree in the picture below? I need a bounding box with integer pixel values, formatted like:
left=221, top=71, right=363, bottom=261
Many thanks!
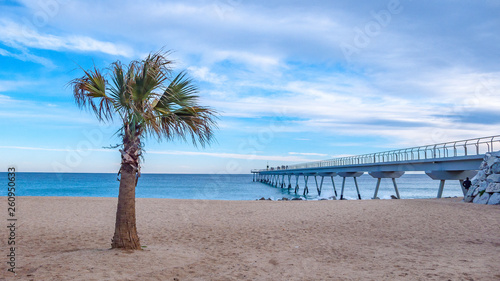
left=70, top=51, right=218, bottom=250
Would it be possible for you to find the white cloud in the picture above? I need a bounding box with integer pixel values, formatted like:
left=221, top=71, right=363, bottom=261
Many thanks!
left=0, top=94, right=11, bottom=103
left=212, top=50, right=282, bottom=70
left=187, top=66, right=227, bottom=84
left=148, top=150, right=312, bottom=162
left=0, top=79, right=38, bottom=92
left=0, top=19, right=133, bottom=58
left=0, top=47, right=55, bottom=67
left=289, top=152, right=328, bottom=157
left=0, top=146, right=109, bottom=152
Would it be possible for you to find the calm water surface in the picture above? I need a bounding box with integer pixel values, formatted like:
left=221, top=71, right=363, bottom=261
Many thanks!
left=2, top=173, right=465, bottom=200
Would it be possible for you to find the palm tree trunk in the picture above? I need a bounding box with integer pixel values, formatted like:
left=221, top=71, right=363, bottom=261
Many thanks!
left=111, top=131, right=141, bottom=249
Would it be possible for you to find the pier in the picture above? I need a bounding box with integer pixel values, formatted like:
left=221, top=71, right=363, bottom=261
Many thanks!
left=252, top=136, right=500, bottom=199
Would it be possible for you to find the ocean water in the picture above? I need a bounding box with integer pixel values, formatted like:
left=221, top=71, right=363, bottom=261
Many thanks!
left=2, top=173, right=465, bottom=200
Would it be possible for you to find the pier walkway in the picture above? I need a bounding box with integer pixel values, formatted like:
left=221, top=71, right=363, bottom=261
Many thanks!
left=251, top=136, right=500, bottom=199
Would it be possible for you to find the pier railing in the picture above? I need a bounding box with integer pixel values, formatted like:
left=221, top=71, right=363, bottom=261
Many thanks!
left=256, top=135, right=500, bottom=171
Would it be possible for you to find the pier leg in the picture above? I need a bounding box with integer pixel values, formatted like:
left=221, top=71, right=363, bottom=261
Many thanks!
left=340, top=177, right=346, bottom=200
left=303, top=176, right=309, bottom=196
left=295, top=175, right=299, bottom=194
left=392, top=178, right=400, bottom=199
left=318, top=176, right=324, bottom=196
left=437, top=180, right=445, bottom=198
left=288, top=175, right=292, bottom=190
left=331, top=176, right=337, bottom=197
left=354, top=177, right=361, bottom=200
left=459, top=179, right=466, bottom=196
left=373, top=178, right=381, bottom=199
left=314, top=176, right=319, bottom=195
left=282, top=175, right=285, bottom=189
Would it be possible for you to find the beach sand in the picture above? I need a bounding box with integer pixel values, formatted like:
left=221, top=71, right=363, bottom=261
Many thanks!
left=1, top=197, right=499, bottom=280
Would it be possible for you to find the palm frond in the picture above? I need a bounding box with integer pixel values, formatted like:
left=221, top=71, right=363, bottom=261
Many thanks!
left=70, top=66, right=114, bottom=122
left=107, top=61, right=130, bottom=110
left=152, top=71, right=218, bottom=147
left=132, top=52, right=172, bottom=107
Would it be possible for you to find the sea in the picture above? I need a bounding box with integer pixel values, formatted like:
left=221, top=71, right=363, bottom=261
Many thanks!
left=3, top=173, right=465, bottom=200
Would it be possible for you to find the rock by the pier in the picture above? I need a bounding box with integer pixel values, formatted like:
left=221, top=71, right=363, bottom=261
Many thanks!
left=487, top=193, right=500, bottom=205
left=390, top=195, right=398, bottom=199
left=479, top=182, right=489, bottom=192
left=291, top=197, right=303, bottom=201
left=486, top=153, right=500, bottom=167
left=466, top=185, right=476, bottom=197
left=473, top=192, right=490, bottom=204
left=486, top=183, right=500, bottom=193
left=464, top=151, right=500, bottom=205
left=472, top=186, right=481, bottom=197
left=474, top=170, right=485, bottom=181
left=258, top=197, right=266, bottom=201
left=281, top=197, right=289, bottom=201
left=490, top=162, right=500, bottom=174
left=487, top=174, right=500, bottom=183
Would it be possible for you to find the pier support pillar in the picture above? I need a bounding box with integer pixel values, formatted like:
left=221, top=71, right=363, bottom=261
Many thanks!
left=318, top=172, right=337, bottom=198
left=425, top=170, right=478, bottom=198
left=303, top=175, right=309, bottom=196
left=331, top=177, right=337, bottom=197
left=315, top=176, right=323, bottom=196
left=338, top=172, right=364, bottom=200
left=303, top=173, right=317, bottom=196
left=369, top=171, right=405, bottom=199
left=437, top=179, right=445, bottom=198
left=294, top=175, right=300, bottom=194
left=287, top=175, right=292, bottom=190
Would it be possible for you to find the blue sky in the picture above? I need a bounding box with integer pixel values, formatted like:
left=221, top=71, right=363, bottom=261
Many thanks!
left=1, top=0, right=499, bottom=173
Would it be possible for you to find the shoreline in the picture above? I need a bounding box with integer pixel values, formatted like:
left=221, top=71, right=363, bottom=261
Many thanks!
left=2, top=196, right=499, bottom=280
left=0, top=195, right=465, bottom=201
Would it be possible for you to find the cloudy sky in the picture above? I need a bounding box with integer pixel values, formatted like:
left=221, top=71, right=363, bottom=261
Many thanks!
left=1, top=0, right=499, bottom=173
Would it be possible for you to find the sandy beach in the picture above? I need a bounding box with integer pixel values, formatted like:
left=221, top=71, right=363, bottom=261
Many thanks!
left=1, top=197, right=499, bottom=280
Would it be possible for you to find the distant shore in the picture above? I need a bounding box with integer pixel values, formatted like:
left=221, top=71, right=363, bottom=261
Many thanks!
left=2, top=196, right=499, bottom=280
